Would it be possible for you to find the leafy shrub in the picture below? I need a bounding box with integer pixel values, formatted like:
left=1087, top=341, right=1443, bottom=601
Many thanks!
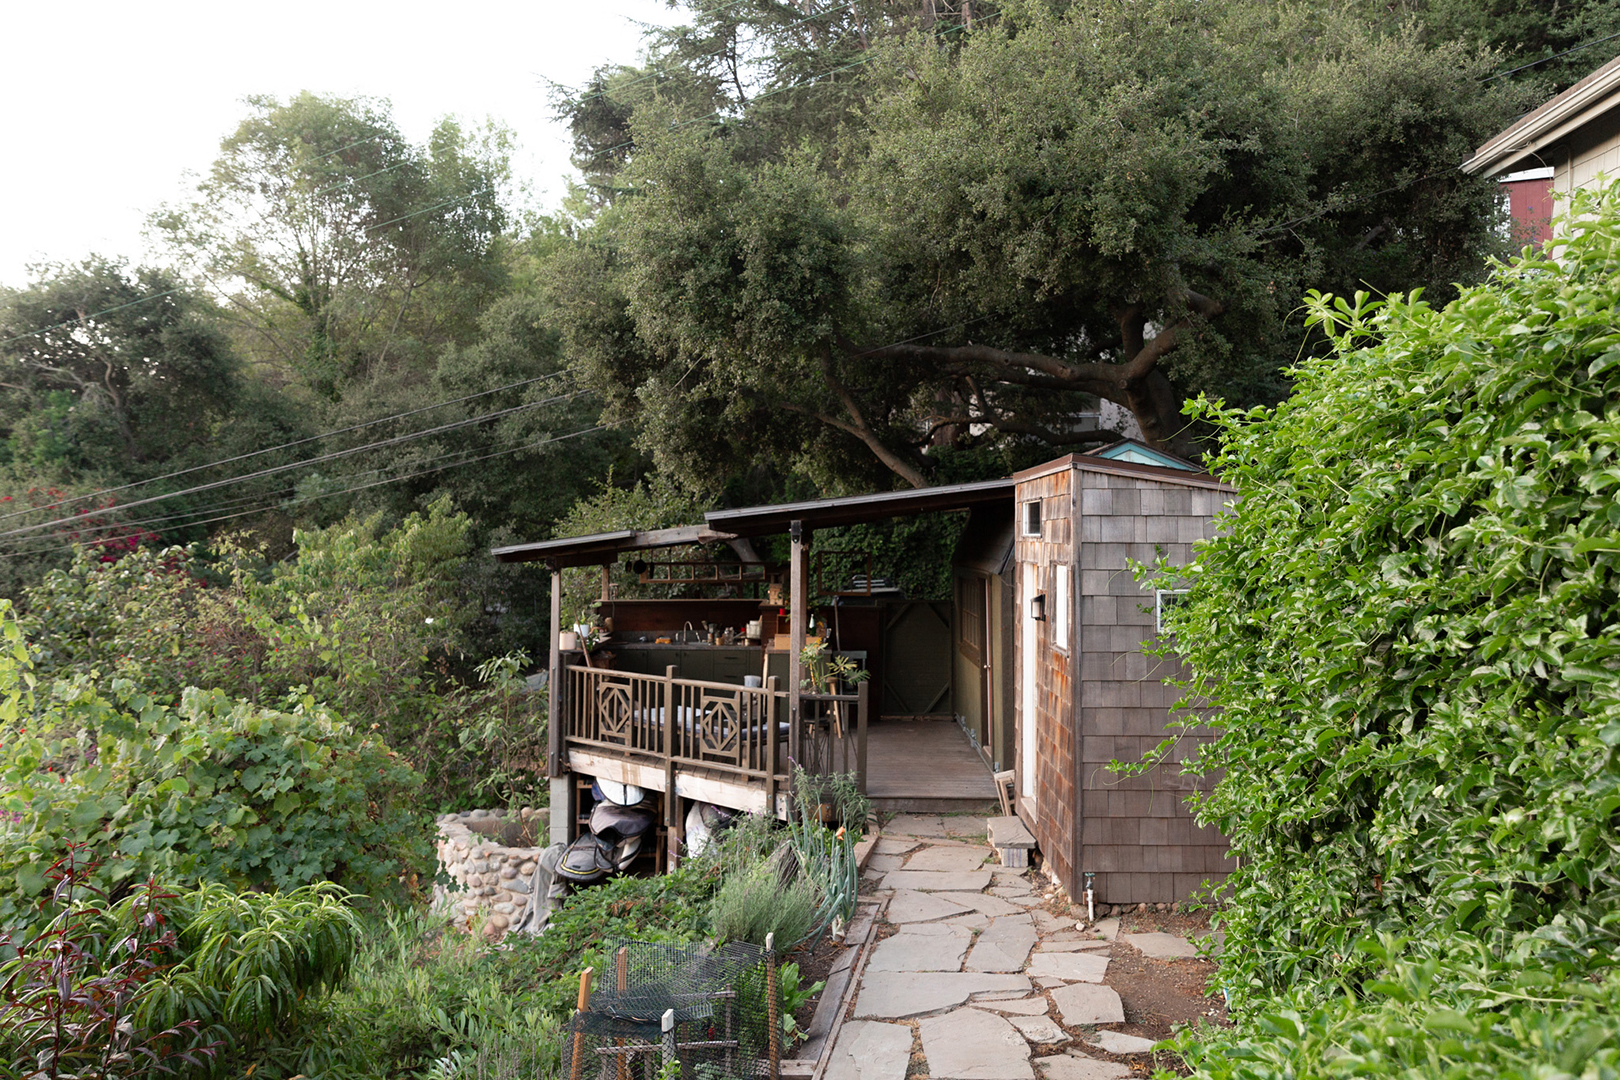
left=0, top=849, right=218, bottom=1080
left=1150, top=181, right=1620, bottom=1074
left=19, top=497, right=547, bottom=811
left=0, top=605, right=430, bottom=929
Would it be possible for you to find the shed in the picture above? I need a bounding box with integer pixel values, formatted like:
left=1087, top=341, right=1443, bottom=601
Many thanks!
left=1011, top=452, right=1236, bottom=906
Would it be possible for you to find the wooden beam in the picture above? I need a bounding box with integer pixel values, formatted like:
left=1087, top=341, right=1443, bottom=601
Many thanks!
left=788, top=520, right=810, bottom=785
left=548, top=564, right=564, bottom=777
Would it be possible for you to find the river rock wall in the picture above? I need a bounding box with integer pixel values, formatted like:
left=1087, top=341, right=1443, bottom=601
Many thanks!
left=434, top=808, right=558, bottom=940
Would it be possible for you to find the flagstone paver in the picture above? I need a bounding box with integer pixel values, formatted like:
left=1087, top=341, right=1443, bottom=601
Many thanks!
left=1049, top=983, right=1126, bottom=1026
left=1088, top=1031, right=1159, bottom=1055
left=856, top=973, right=1032, bottom=1018
left=1010, top=1015, right=1068, bottom=1044
left=884, top=870, right=995, bottom=892
left=868, top=926, right=974, bottom=972
left=885, top=814, right=948, bottom=837
left=851, top=828, right=1208, bottom=1080
left=920, top=1008, right=1033, bottom=1080
left=1032, top=1054, right=1131, bottom=1080
left=907, top=846, right=994, bottom=872
left=889, top=890, right=975, bottom=923
left=937, top=891, right=1024, bottom=916
left=974, top=996, right=1051, bottom=1015
left=1032, top=910, right=1076, bottom=934
left=824, top=1021, right=915, bottom=1080
left=1121, top=932, right=1198, bottom=959
left=1038, top=940, right=1111, bottom=953
left=1026, top=952, right=1109, bottom=983
left=966, top=915, right=1038, bottom=973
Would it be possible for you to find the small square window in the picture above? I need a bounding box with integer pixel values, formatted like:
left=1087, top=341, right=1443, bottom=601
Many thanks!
left=1155, top=589, right=1189, bottom=634
left=1022, top=501, right=1043, bottom=536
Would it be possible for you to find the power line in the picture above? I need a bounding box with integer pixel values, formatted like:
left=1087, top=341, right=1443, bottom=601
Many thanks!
left=0, top=425, right=605, bottom=561
left=1482, top=30, right=1620, bottom=83
left=0, top=371, right=567, bottom=525
left=0, top=390, right=589, bottom=542
left=0, top=289, right=185, bottom=348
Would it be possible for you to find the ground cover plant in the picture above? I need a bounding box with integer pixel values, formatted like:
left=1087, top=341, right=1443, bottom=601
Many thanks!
left=1152, top=181, right=1620, bottom=1076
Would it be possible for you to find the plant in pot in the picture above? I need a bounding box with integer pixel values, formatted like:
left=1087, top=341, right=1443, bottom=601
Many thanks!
left=798, top=641, right=870, bottom=739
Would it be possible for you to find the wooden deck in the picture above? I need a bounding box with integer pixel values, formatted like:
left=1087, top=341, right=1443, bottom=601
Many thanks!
left=865, top=719, right=1000, bottom=813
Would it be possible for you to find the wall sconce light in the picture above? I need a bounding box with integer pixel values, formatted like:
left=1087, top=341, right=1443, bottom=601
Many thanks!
left=1030, top=592, right=1046, bottom=621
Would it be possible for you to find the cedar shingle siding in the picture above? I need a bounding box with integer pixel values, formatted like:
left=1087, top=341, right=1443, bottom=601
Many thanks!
left=1015, top=459, right=1236, bottom=906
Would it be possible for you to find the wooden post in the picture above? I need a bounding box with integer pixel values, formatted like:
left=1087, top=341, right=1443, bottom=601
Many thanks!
left=548, top=563, right=564, bottom=778
left=615, top=949, right=629, bottom=1080
left=569, top=966, right=594, bottom=1080
left=856, top=681, right=870, bottom=796
left=765, top=932, right=780, bottom=1080
left=788, top=521, right=809, bottom=788
left=765, top=675, right=779, bottom=819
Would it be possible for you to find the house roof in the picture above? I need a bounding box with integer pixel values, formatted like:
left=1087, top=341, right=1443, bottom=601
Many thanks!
left=1463, top=53, right=1620, bottom=178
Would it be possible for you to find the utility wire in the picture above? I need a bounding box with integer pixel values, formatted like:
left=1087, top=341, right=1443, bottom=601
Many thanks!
left=1482, top=30, right=1620, bottom=83
left=1, top=425, right=605, bottom=561
left=0, top=371, right=567, bottom=524
left=0, top=390, right=588, bottom=541
left=0, top=419, right=597, bottom=557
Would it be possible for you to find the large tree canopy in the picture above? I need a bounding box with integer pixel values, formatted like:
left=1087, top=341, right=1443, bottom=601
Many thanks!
left=152, top=92, right=514, bottom=397
left=547, top=0, right=1521, bottom=490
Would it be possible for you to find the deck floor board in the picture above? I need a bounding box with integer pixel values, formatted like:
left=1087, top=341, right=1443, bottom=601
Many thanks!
left=865, top=720, right=997, bottom=799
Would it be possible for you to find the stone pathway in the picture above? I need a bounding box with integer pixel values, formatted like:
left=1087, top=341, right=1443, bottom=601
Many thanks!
left=829, top=814, right=1206, bottom=1080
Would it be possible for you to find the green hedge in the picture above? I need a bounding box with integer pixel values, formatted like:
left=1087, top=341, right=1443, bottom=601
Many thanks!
left=1155, top=181, right=1620, bottom=1075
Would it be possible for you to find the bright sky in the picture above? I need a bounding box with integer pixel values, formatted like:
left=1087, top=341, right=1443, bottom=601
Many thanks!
left=0, top=1, right=679, bottom=288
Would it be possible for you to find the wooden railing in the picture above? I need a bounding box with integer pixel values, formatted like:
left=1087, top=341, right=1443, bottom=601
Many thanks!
left=559, top=664, right=869, bottom=815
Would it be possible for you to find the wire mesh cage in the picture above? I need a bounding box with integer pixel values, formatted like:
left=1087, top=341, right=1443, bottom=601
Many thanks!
left=565, top=938, right=780, bottom=1080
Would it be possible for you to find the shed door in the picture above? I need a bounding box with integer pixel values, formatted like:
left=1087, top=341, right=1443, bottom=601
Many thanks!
left=880, top=601, right=953, bottom=717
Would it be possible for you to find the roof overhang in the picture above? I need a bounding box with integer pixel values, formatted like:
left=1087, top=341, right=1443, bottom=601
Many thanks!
left=1463, top=54, right=1620, bottom=178
left=491, top=525, right=739, bottom=567
left=703, top=477, right=1016, bottom=537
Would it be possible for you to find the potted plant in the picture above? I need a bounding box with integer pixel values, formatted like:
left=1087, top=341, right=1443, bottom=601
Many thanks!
left=798, top=641, right=870, bottom=739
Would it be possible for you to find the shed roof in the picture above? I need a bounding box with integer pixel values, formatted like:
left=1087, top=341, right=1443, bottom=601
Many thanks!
left=491, top=525, right=739, bottom=567
left=1012, top=453, right=1232, bottom=490
left=702, top=477, right=1016, bottom=537
left=1463, top=53, right=1620, bottom=178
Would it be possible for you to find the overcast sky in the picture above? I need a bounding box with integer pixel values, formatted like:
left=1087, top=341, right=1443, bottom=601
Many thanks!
left=0, top=1, right=679, bottom=288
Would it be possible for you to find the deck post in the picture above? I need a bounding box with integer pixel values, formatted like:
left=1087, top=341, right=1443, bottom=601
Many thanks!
left=548, top=563, right=564, bottom=777
left=765, top=675, right=780, bottom=818
left=788, top=520, right=810, bottom=791
left=857, top=680, right=869, bottom=795
left=548, top=562, right=570, bottom=848
left=663, top=664, right=678, bottom=824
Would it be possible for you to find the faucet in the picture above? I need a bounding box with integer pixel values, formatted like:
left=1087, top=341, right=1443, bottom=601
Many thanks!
left=682, top=621, right=696, bottom=644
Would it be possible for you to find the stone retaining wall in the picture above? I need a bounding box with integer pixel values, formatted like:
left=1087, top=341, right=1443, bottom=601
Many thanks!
left=433, top=808, right=553, bottom=940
